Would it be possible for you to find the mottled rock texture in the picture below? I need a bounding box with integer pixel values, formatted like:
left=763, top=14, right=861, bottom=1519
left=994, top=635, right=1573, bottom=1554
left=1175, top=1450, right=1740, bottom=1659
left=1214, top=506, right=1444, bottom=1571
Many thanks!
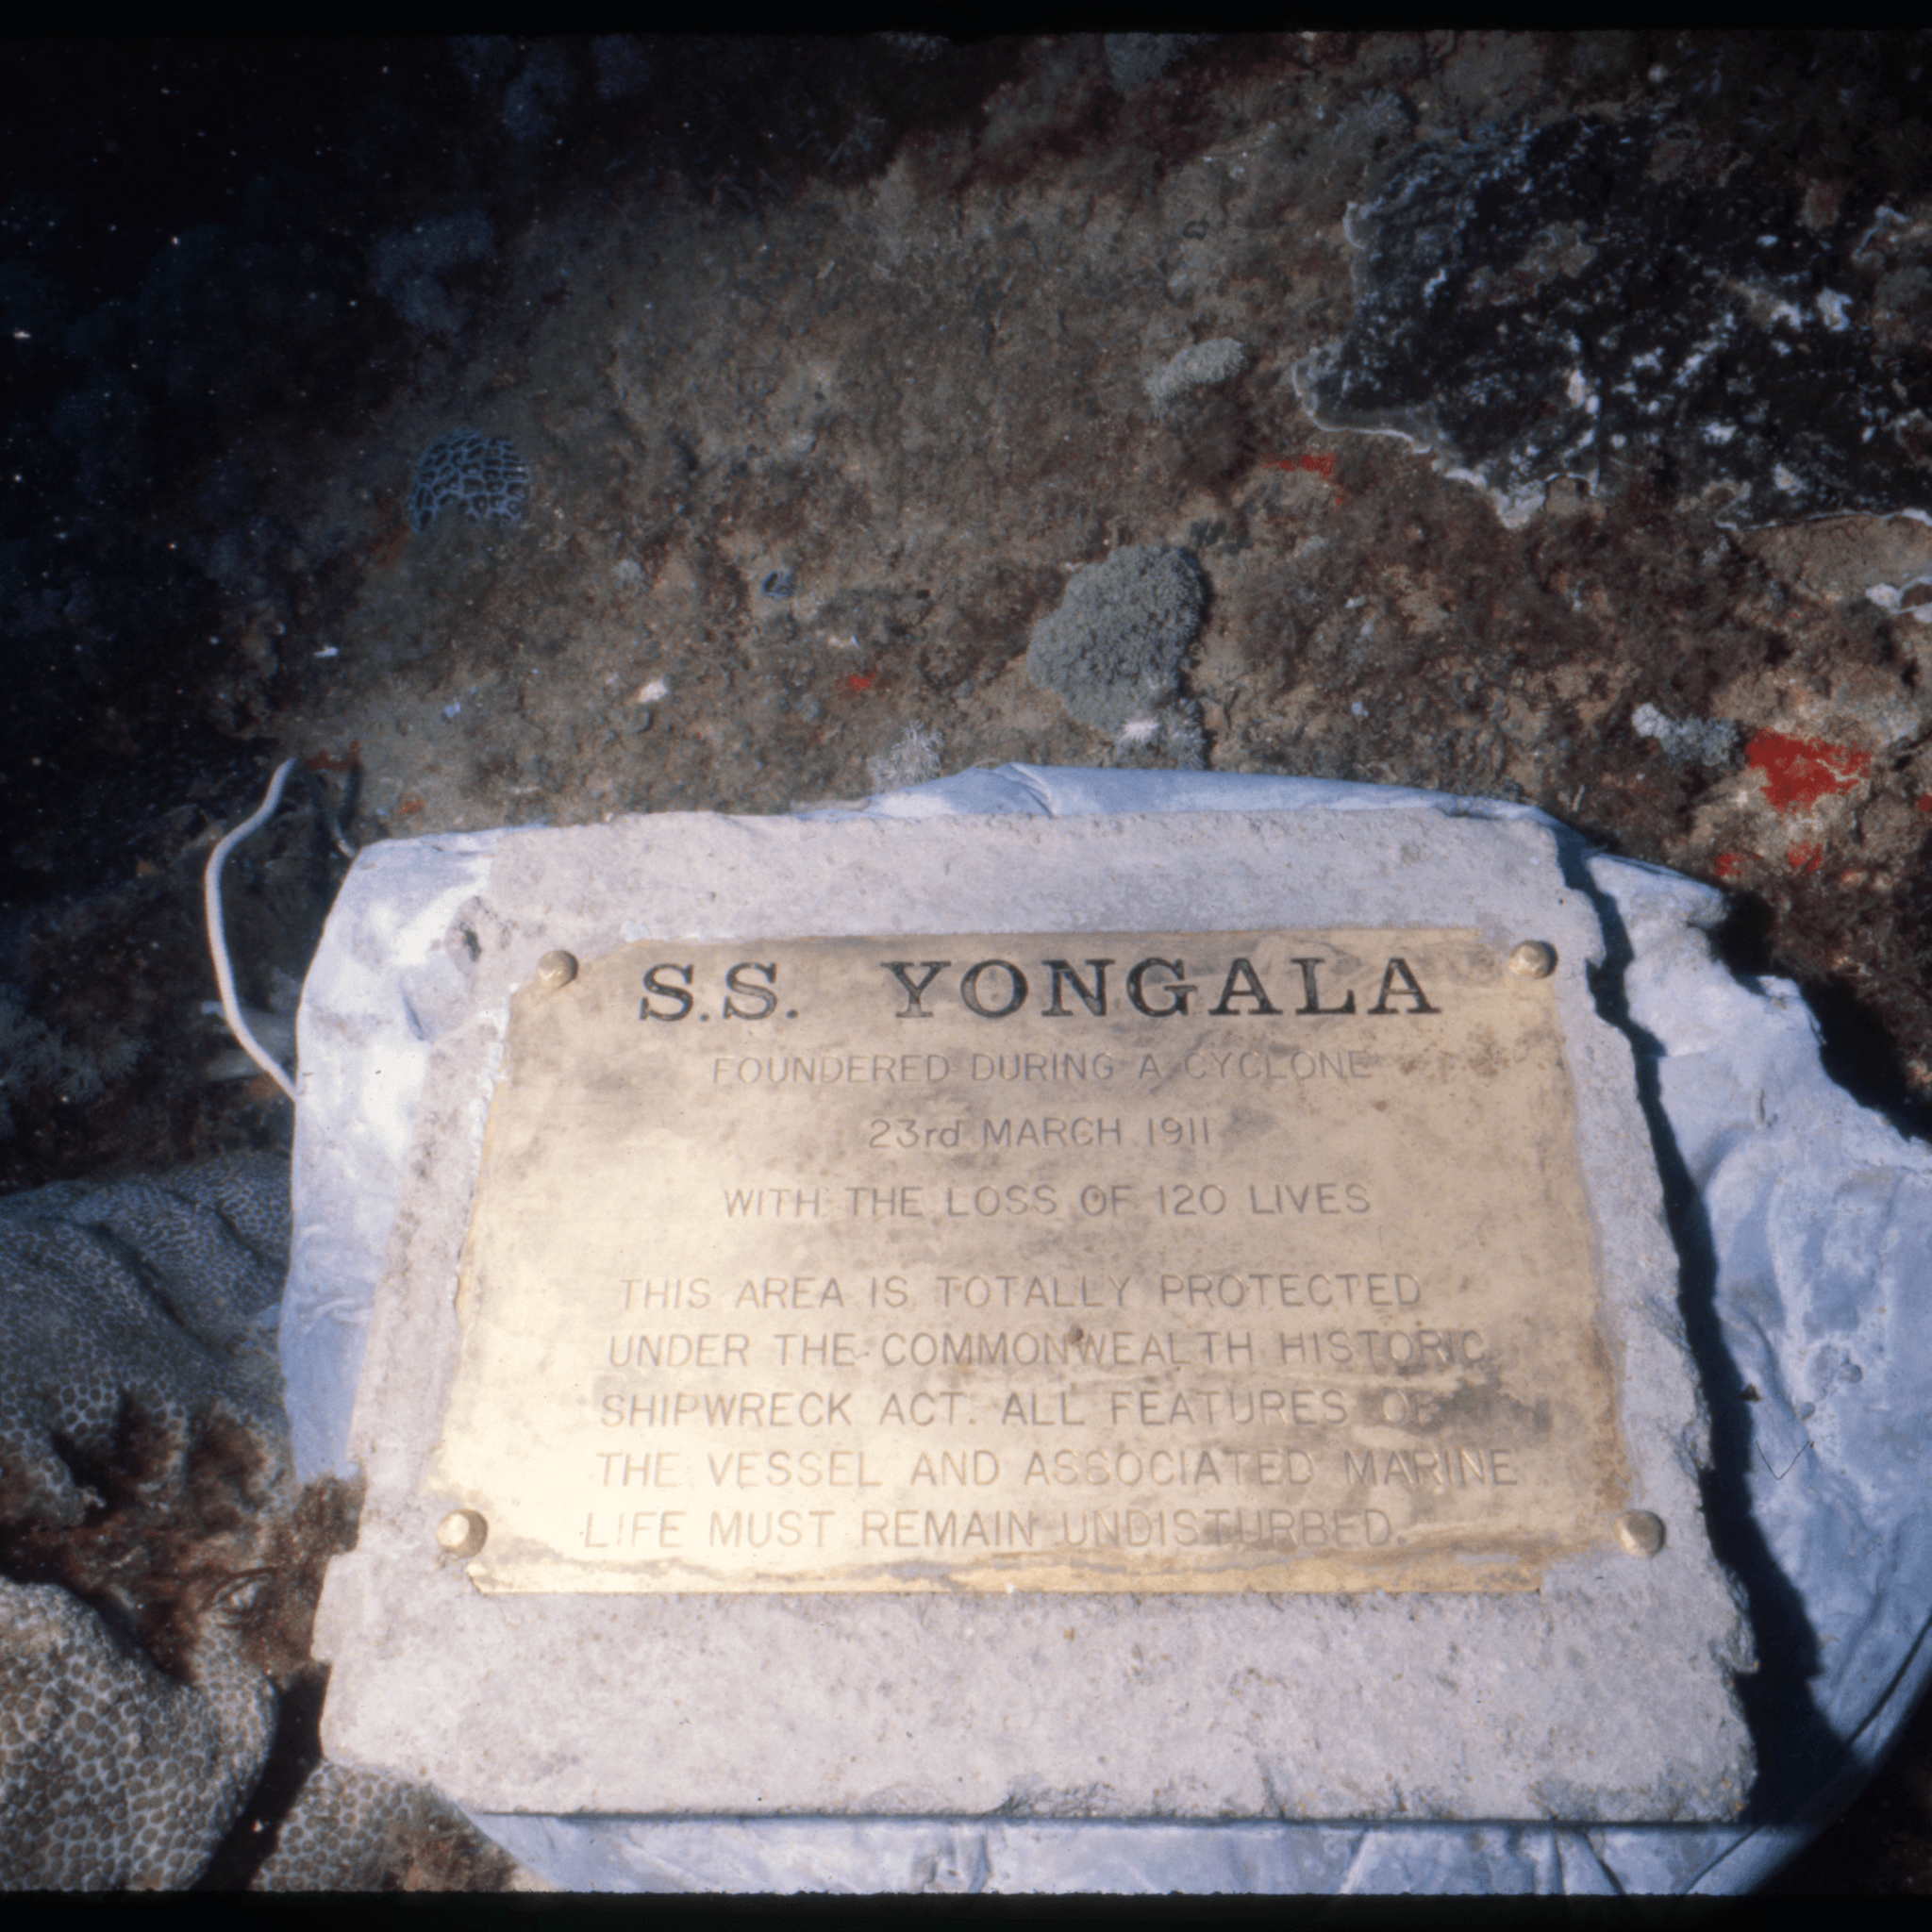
left=1297, top=113, right=1932, bottom=528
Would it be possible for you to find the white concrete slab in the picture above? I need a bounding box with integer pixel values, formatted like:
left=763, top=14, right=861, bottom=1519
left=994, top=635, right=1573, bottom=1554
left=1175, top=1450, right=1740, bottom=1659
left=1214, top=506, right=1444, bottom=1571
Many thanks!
left=311, top=803, right=1751, bottom=1823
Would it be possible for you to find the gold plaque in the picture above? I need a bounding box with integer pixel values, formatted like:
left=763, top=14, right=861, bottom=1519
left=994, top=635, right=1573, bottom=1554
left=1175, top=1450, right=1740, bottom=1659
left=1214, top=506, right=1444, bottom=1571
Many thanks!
left=433, top=930, right=1631, bottom=1594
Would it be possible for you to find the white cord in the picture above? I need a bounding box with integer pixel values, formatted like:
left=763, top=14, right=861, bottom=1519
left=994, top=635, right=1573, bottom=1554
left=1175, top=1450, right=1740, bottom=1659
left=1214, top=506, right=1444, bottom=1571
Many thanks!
left=203, top=758, right=301, bottom=1103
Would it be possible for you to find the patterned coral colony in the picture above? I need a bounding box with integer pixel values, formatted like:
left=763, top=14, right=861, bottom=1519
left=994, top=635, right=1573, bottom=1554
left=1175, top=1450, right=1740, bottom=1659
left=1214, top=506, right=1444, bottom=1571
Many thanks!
left=407, top=430, right=530, bottom=534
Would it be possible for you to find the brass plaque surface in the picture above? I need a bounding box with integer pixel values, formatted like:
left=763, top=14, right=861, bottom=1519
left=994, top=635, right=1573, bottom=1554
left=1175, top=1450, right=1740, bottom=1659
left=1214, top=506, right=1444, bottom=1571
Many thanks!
left=434, top=930, right=1630, bottom=1594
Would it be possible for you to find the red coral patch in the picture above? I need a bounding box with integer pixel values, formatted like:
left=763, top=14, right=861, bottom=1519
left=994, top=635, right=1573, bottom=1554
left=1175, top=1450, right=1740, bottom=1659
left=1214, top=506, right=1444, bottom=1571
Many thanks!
left=1746, top=730, right=1873, bottom=810
left=1263, top=453, right=1338, bottom=478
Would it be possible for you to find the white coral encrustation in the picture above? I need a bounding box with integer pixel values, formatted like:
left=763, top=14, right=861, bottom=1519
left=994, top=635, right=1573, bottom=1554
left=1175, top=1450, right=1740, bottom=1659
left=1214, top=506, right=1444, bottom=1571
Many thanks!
left=1146, top=338, right=1248, bottom=409
left=866, top=723, right=943, bottom=792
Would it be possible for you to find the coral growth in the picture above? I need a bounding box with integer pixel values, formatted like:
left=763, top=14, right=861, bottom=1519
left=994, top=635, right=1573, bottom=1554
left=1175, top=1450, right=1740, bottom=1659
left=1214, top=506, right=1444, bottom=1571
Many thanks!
left=1026, top=544, right=1208, bottom=766
left=1296, top=114, right=1932, bottom=527
left=1147, top=339, right=1247, bottom=410
left=0, top=1158, right=289, bottom=1887
left=0, top=1153, right=514, bottom=1889
left=0, top=1575, right=275, bottom=1890
left=1631, top=703, right=1742, bottom=770
left=867, top=723, right=944, bottom=792
left=0, top=1154, right=291, bottom=1529
left=408, top=430, right=529, bottom=535
left=252, top=1759, right=516, bottom=1891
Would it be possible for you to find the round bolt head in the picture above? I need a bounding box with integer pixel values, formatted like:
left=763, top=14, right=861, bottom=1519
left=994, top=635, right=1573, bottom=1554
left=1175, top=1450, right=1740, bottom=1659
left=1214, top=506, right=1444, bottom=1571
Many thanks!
left=1507, top=941, right=1557, bottom=978
left=537, top=950, right=579, bottom=991
left=436, top=1508, right=489, bottom=1558
left=1614, top=1509, right=1665, bottom=1557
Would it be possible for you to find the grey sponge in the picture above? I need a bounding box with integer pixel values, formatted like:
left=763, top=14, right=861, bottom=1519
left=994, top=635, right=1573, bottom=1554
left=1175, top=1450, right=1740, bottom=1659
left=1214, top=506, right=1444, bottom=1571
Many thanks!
left=1025, top=543, right=1207, bottom=758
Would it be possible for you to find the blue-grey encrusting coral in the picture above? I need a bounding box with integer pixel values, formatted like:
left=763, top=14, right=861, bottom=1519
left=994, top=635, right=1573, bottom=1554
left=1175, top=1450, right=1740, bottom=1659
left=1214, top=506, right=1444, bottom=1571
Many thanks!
left=590, top=37, right=653, bottom=104
left=0, top=1574, right=275, bottom=1890
left=139, top=225, right=291, bottom=413
left=408, top=430, right=529, bottom=535
left=449, top=38, right=584, bottom=144
left=1025, top=543, right=1208, bottom=766
left=0, top=1158, right=286, bottom=1887
left=0, top=1153, right=509, bottom=1889
left=1296, top=114, right=1932, bottom=526
left=252, top=1758, right=511, bottom=1891
left=877, top=33, right=949, bottom=64
left=499, top=45, right=576, bottom=144
left=0, top=1153, right=291, bottom=1529
left=48, top=373, right=151, bottom=499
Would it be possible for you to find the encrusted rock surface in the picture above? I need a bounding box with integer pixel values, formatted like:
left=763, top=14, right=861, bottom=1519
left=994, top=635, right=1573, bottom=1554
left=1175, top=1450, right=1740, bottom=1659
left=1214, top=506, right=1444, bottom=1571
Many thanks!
left=1147, top=338, right=1248, bottom=410
left=1296, top=113, right=1932, bottom=529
